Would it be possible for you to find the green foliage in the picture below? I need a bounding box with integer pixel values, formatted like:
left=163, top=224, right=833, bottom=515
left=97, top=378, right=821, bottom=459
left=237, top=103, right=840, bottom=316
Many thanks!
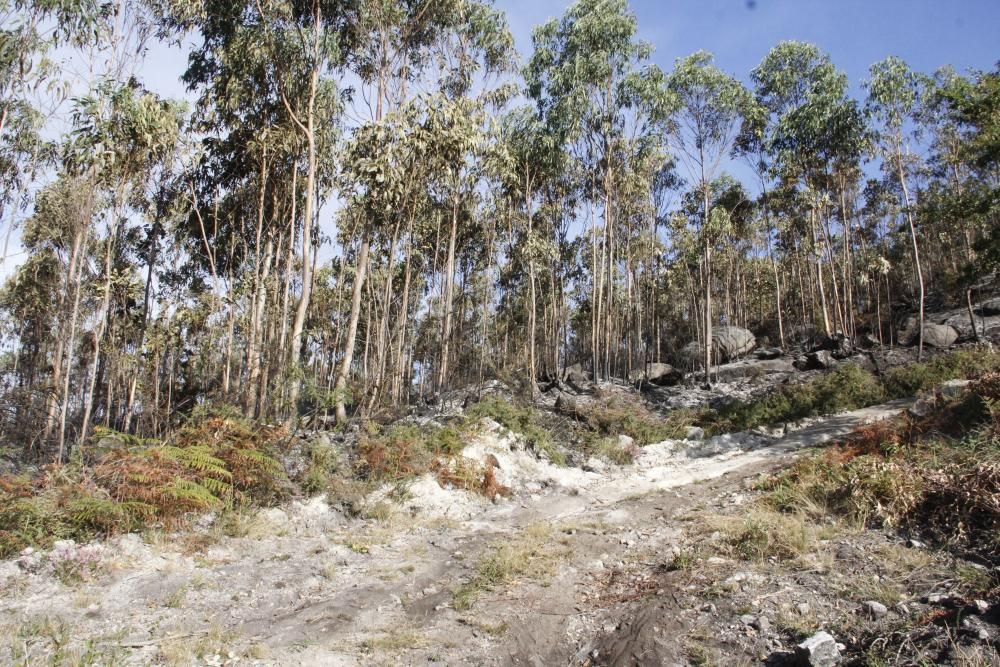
left=466, top=397, right=565, bottom=465
left=580, top=399, right=691, bottom=445
left=882, top=346, right=1000, bottom=398
left=0, top=494, right=69, bottom=558
left=666, top=50, right=752, bottom=214
left=727, top=513, right=811, bottom=561
left=865, top=56, right=925, bottom=134
left=704, top=363, right=881, bottom=434
left=590, top=436, right=638, bottom=465
left=300, top=438, right=340, bottom=496
left=701, top=349, right=1000, bottom=435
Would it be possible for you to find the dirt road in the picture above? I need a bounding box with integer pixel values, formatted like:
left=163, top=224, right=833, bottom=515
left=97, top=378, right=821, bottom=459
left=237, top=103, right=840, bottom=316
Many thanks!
left=0, top=401, right=912, bottom=666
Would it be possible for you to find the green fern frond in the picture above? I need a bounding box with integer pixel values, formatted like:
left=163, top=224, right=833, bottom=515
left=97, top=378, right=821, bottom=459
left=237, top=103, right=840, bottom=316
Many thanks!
left=164, top=478, right=222, bottom=509
left=200, top=476, right=233, bottom=497
left=65, top=497, right=154, bottom=532
left=91, top=426, right=159, bottom=450
left=231, top=448, right=283, bottom=474
left=160, top=446, right=232, bottom=481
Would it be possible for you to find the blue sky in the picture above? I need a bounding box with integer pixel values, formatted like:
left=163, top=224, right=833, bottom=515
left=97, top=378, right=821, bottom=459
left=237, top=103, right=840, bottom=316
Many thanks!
left=505, top=0, right=1000, bottom=92
left=145, top=0, right=1000, bottom=103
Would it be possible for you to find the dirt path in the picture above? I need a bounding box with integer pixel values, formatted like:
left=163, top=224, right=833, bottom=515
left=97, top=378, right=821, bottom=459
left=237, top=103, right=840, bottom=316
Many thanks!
left=0, top=400, right=912, bottom=666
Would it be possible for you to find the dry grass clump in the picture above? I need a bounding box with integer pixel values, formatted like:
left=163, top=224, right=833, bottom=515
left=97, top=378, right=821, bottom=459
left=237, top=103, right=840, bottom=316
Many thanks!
left=761, top=373, right=1000, bottom=569
left=452, top=523, right=569, bottom=610
left=356, top=420, right=511, bottom=501
left=586, top=435, right=641, bottom=464
left=708, top=510, right=837, bottom=563
left=360, top=626, right=427, bottom=654
left=431, top=455, right=511, bottom=502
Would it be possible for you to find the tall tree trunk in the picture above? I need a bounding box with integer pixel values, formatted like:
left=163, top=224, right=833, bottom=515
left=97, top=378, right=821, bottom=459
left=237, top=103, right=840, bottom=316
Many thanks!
left=437, top=196, right=460, bottom=392
left=284, top=26, right=322, bottom=419
left=57, top=229, right=87, bottom=460
left=247, top=237, right=274, bottom=417
left=897, top=157, right=925, bottom=361
left=525, top=175, right=538, bottom=395
left=811, top=205, right=832, bottom=336
left=334, top=236, right=370, bottom=422
left=46, top=226, right=85, bottom=439
left=391, top=229, right=414, bottom=404
left=702, top=175, right=713, bottom=386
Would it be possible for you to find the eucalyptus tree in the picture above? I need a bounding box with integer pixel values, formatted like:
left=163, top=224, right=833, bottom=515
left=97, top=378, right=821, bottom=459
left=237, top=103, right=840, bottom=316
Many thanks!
left=334, top=103, right=426, bottom=419
left=936, top=66, right=1000, bottom=329
left=751, top=41, right=866, bottom=338
left=735, top=99, right=788, bottom=345
left=0, top=175, right=95, bottom=454
left=162, top=0, right=349, bottom=416
left=331, top=0, right=513, bottom=420
left=0, top=0, right=103, bottom=261
left=645, top=159, right=681, bottom=360
left=489, top=105, right=563, bottom=391
left=525, top=0, right=670, bottom=380
left=424, top=2, right=515, bottom=394
left=664, top=50, right=750, bottom=382
left=865, top=57, right=929, bottom=358
left=64, top=80, right=184, bottom=451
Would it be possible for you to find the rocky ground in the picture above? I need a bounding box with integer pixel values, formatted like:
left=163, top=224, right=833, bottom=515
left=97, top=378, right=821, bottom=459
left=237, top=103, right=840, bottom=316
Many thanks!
left=4, top=389, right=995, bottom=667
left=4, top=310, right=1000, bottom=666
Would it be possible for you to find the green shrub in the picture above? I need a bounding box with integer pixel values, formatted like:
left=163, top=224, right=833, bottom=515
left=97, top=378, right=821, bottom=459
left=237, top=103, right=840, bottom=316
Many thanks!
left=0, top=410, right=288, bottom=557
left=733, top=363, right=882, bottom=432
left=883, top=346, right=1000, bottom=398
left=811, top=363, right=886, bottom=414
left=0, top=494, right=68, bottom=558
left=466, top=397, right=565, bottom=464
left=699, top=348, right=1000, bottom=435
left=300, top=437, right=340, bottom=495
left=760, top=378, right=1000, bottom=563
left=584, top=400, right=690, bottom=445
left=590, top=436, right=639, bottom=465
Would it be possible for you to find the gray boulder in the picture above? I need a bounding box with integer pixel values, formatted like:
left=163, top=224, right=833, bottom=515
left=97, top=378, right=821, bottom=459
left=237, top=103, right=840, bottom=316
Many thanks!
left=562, top=363, right=590, bottom=384
left=795, top=631, right=841, bottom=667
left=679, top=341, right=703, bottom=369
left=796, top=350, right=834, bottom=370
left=713, top=358, right=797, bottom=382
left=685, top=426, right=705, bottom=441
left=921, top=323, right=959, bottom=348
left=711, top=325, right=756, bottom=361
left=861, top=600, right=888, bottom=619
left=977, top=298, right=1000, bottom=317
left=628, top=362, right=681, bottom=386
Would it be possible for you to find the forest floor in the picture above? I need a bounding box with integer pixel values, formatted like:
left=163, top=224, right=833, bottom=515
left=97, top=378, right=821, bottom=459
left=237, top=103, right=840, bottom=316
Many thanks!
left=6, top=391, right=996, bottom=667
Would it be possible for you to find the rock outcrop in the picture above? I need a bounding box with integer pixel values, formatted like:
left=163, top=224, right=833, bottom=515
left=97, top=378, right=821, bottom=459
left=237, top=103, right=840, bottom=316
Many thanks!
left=628, top=362, right=682, bottom=386
left=920, top=323, right=959, bottom=348
left=710, top=326, right=756, bottom=361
